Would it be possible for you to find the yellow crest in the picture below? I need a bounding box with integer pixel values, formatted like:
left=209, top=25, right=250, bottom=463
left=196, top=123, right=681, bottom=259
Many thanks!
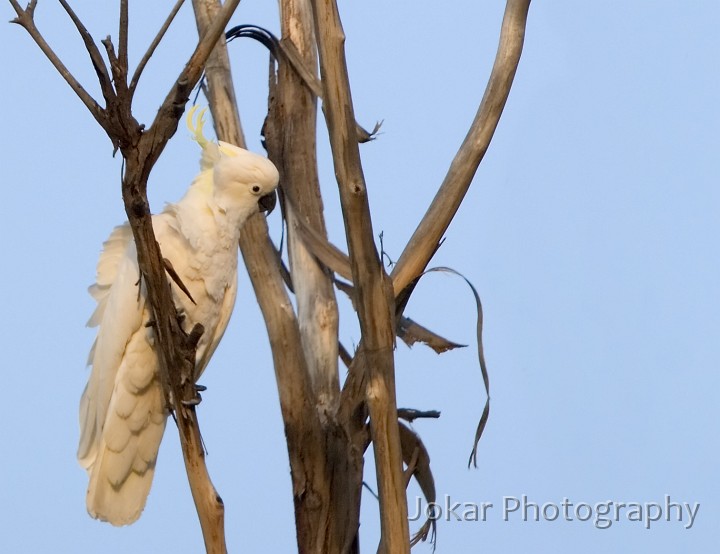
left=186, top=105, right=210, bottom=149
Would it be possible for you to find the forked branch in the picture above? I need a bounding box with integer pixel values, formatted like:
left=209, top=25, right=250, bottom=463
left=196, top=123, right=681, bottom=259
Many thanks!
left=10, top=1, right=241, bottom=552
left=9, top=0, right=105, bottom=125
left=57, top=0, right=116, bottom=105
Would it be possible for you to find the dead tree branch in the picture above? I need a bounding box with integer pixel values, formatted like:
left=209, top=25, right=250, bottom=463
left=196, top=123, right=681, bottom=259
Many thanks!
left=11, top=1, right=241, bottom=551
left=13, top=0, right=530, bottom=549
left=120, top=1, right=242, bottom=549
left=9, top=0, right=105, bottom=125
left=271, top=0, right=341, bottom=410
left=57, top=0, right=116, bottom=105
left=390, top=0, right=532, bottom=296
left=130, top=0, right=186, bottom=97
left=118, top=0, right=129, bottom=81
left=191, top=2, right=345, bottom=552
left=309, top=0, right=410, bottom=551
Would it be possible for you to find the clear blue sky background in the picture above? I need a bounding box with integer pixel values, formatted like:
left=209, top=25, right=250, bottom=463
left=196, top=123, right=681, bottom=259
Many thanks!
left=2, top=1, right=718, bottom=552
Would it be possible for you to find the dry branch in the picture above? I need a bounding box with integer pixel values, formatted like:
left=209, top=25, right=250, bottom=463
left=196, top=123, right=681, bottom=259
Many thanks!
left=309, top=0, right=410, bottom=551
left=12, top=0, right=531, bottom=550
left=119, top=2, right=242, bottom=550
left=398, top=423, right=437, bottom=547
left=276, top=0, right=341, bottom=409
left=118, top=0, right=128, bottom=80
left=191, top=2, right=357, bottom=553
left=9, top=0, right=105, bottom=125
left=11, top=1, right=242, bottom=551
left=58, top=0, right=116, bottom=106
left=391, top=0, right=532, bottom=296
left=130, top=0, right=186, bottom=97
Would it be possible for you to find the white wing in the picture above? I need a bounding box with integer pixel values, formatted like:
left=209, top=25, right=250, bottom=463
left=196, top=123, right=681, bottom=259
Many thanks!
left=196, top=272, right=238, bottom=379
left=78, top=221, right=167, bottom=526
left=79, top=224, right=141, bottom=467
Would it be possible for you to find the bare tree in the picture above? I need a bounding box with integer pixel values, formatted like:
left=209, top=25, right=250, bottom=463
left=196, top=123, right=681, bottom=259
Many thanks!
left=10, top=0, right=531, bottom=552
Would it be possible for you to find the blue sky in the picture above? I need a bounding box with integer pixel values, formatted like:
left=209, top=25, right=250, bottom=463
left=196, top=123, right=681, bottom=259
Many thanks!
left=2, top=1, right=718, bottom=552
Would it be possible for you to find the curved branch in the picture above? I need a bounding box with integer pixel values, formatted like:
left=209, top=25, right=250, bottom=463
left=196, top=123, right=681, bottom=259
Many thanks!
left=390, top=0, right=532, bottom=296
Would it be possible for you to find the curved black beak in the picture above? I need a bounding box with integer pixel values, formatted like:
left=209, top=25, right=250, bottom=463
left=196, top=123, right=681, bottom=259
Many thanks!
left=258, top=191, right=277, bottom=215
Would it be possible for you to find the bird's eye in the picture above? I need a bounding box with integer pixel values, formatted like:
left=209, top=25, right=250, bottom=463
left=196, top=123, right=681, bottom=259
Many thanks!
left=252, top=185, right=261, bottom=194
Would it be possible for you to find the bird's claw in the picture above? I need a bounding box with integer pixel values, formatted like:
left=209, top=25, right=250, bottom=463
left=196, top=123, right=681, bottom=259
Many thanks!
left=180, top=383, right=207, bottom=406
left=181, top=395, right=202, bottom=407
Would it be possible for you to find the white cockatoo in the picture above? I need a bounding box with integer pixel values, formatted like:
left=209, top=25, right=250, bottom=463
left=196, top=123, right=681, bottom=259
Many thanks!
left=77, top=106, right=279, bottom=525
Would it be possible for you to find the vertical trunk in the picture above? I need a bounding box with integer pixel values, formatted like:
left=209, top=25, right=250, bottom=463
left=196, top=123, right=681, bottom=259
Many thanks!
left=193, top=1, right=365, bottom=552
left=308, top=1, right=410, bottom=551
left=278, top=0, right=341, bottom=413
left=265, top=2, right=366, bottom=550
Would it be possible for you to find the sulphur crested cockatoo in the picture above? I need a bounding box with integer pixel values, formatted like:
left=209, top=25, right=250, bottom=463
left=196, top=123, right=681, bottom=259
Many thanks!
left=77, top=106, right=279, bottom=525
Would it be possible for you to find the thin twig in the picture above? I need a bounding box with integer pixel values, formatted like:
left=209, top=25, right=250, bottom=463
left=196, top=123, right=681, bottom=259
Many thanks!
left=362, top=481, right=380, bottom=501
left=118, top=0, right=129, bottom=79
left=102, top=36, right=118, bottom=65
left=57, top=0, right=116, bottom=106
left=390, top=0, right=532, bottom=296
left=397, top=409, right=441, bottom=423
left=339, top=342, right=353, bottom=368
left=130, top=0, right=186, bottom=97
left=8, top=0, right=105, bottom=126
left=101, top=34, right=130, bottom=106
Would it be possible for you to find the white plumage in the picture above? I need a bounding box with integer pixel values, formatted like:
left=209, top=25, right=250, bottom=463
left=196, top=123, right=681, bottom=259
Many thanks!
left=78, top=107, right=279, bottom=525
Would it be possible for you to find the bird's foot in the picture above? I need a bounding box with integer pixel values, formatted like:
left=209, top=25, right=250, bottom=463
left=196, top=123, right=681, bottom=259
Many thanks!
left=180, top=383, right=207, bottom=406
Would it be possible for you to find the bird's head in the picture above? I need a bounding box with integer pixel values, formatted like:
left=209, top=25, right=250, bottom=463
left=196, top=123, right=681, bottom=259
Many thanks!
left=212, top=145, right=279, bottom=221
